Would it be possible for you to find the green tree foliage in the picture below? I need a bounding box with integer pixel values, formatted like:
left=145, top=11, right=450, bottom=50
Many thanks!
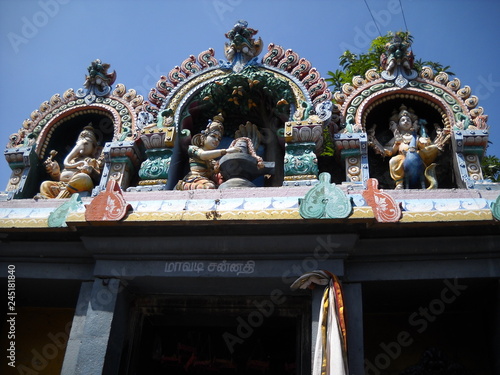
left=326, top=31, right=454, bottom=93
left=481, top=155, right=500, bottom=182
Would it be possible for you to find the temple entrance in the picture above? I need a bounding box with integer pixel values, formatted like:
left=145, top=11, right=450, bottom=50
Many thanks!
left=124, top=295, right=310, bottom=375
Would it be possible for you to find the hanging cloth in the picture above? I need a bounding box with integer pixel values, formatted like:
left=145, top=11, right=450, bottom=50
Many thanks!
left=291, top=270, right=348, bottom=375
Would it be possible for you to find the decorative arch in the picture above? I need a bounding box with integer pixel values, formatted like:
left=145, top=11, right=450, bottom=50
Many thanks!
left=133, top=23, right=333, bottom=190
left=332, top=66, right=489, bottom=189
left=4, top=79, right=144, bottom=198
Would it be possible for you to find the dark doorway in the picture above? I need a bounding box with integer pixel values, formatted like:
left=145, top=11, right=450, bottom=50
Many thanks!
left=362, top=279, right=497, bottom=374
left=124, top=295, right=310, bottom=375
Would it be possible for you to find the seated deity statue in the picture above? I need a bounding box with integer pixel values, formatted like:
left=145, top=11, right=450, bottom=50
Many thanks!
left=368, top=105, right=450, bottom=189
left=38, top=125, right=103, bottom=198
left=175, top=114, right=241, bottom=190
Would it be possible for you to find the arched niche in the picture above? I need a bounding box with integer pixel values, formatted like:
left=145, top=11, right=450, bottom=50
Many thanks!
left=37, top=109, right=115, bottom=160
left=33, top=109, right=115, bottom=193
left=167, top=67, right=299, bottom=187
left=5, top=83, right=143, bottom=198
left=333, top=68, right=489, bottom=189
left=363, top=95, right=454, bottom=189
left=156, top=60, right=314, bottom=188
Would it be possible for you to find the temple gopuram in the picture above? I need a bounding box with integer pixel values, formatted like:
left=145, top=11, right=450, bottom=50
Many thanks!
left=1, top=21, right=499, bottom=375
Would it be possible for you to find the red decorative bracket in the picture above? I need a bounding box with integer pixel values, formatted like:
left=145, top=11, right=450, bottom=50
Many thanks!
left=362, top=178, right=402, bottom=223
left=85, top=180, right=132, bottom=222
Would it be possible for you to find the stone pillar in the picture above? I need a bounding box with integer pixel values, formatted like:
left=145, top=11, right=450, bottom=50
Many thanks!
left=283, top=119, right=322, bottom=186
left=97, top=141, right=141, bottom=194
left=452, top=129, right=488, bottom=189
left=343, top=283, right=364, bottom=375
left=3, top=146, right=40, bottom=199
left=60, top=282, right=92, bottom=375
left=61, top=278, right=128, bottom=375
left=333, top=132, right=369, bottom=186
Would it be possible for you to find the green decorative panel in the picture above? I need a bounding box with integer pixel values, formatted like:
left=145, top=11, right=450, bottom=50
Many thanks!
left=284, top=142, right=318, bottom=177
left=299, top=172, right=352, bottom=219
left=138, top=148, right=173, bottom=180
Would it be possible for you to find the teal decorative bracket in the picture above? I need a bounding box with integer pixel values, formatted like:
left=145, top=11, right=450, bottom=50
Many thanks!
left=299, top=172, right=352, bottom=219
left=491, top=194, right=500, bottom=221
left=47, top=193, right=83, bottom=228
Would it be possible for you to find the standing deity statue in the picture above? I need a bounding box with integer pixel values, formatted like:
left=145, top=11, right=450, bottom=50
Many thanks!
left=175, top=114, right=241, bottom=190
left=39, top=125, right=103, bottom=198
left=368, top=105, right=450, bottom=189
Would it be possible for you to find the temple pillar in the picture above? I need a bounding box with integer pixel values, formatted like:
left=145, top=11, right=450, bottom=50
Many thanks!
left=343, top=283, right=364, bottom=375
left=60, top=282, right=92, bottom=375
left=61, top=278, right=128, bottom=375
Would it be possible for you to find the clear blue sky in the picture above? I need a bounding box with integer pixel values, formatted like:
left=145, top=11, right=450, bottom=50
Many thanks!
left=1, top=0, right=499, bottom=190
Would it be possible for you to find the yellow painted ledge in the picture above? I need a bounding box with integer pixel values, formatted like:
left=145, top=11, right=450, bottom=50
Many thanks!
left=400, top=209, right=493, bottom=222
left=0, top=218, right=48, bottom=228
left=0, top=208, right=495, bottom=228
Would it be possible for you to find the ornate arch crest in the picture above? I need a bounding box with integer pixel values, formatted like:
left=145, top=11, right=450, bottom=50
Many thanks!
left=140, top=40, right=332, bottom=131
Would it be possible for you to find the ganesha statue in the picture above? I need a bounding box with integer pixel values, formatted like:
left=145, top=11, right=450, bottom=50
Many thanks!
left=38, top=125, right=103, bottom=198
